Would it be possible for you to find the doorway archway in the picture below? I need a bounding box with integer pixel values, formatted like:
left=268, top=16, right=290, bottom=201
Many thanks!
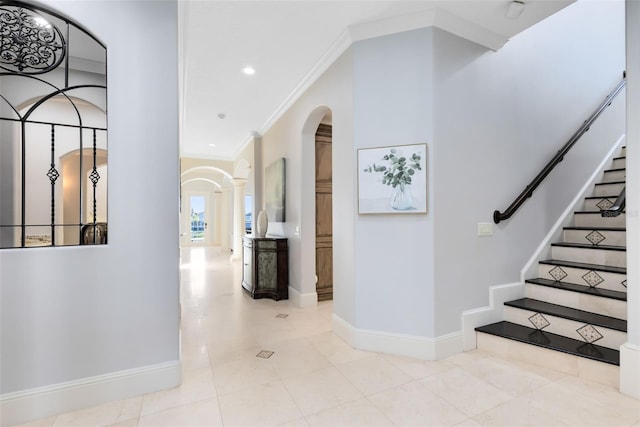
left=300, top=106, right=333, bottom=305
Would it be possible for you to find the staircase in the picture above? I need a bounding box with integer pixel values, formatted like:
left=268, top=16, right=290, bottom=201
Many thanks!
left=476, top=146, right=627, bottom=374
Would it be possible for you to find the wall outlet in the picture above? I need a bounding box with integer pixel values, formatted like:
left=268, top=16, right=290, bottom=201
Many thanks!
left=477, top=222, right=494, bottom=237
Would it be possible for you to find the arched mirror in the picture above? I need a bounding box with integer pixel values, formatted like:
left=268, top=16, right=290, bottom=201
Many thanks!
left=0, top=0, right=107, bottom=248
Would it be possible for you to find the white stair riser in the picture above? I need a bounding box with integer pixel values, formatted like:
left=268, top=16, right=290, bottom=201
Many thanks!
left=476, top=332, right=620, bottom=387
left=504, top=306, right=626, bottom=350
left=574, top=213, right=626, bottom=228
left=551, top=246, right=626, bottom=268
left=563, top=229, right=626, bottom=246
left=621, top=147, right=626, bottom=156
left=538, top=264, right=627, bottom=292
left=611, top=158, right=626, bottom=169
left=525, top=284, right=627, bottom=320
left=583, top=197, right=623, bottom=211
left=601, top=170, right=626, bottom=183
left=593, top=182, right=625, bottom=197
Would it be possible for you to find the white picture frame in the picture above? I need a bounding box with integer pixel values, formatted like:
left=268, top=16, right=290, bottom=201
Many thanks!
left=358, top=143, right=427, bottom=214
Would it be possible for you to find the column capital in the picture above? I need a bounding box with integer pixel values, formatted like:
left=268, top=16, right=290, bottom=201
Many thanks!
left=231, top=177, right=247, bottom=187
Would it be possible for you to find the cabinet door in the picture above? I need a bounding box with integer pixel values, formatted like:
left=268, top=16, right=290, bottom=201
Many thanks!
left=257, top=251, right=277, bottom=291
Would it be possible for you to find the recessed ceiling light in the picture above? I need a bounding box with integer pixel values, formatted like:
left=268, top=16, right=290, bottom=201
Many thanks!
left=217, top=113, right=226, bottom=119
left=209, top=143, right=216, bottom=147
left=242, top=66, right=256, bottom=76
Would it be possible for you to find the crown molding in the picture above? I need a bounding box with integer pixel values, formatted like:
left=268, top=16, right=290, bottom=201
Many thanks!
left=252, top=6, right=508, bottom=148
left=348, top=7, right=507, bottom=50
left=348, top=8, right=437, bottom=44
left=253, top=28, right=353, bottom=150
left=432, top=8, right=507, bottom=51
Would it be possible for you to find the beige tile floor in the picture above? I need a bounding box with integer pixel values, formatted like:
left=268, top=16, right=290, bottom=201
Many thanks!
left=17, top=247, right=640, bottom=427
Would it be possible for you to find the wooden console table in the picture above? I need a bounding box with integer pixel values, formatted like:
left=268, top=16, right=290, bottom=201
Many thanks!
left=241, top=236, right=288, bottom=300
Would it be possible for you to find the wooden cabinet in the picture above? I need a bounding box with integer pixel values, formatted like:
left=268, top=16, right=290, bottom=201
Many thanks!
left=242, top=236, right=288, bottom=300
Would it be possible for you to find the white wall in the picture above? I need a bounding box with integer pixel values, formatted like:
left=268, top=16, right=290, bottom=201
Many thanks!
left=261, top=51, right=355, bottom=314
left=432, top=0, right=625, bottom=336
left=0, top=0, right=180, bottom=423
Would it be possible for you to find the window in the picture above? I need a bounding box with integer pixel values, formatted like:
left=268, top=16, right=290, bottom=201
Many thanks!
left=0, top=0, right=107, bottom=248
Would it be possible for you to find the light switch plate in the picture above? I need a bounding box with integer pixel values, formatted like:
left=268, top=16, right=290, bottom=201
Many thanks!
left=477, top=222, right=494, bottom=237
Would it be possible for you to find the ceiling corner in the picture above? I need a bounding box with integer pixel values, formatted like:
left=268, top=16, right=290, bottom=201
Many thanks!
left=432, top=7, right=508, bottom=51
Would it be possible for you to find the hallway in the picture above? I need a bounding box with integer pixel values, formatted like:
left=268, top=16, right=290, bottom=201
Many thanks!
left=18, top=247, right=640, bottom=426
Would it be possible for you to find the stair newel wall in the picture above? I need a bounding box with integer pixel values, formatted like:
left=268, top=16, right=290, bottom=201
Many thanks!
left=622, top=0, right=640, bottom=400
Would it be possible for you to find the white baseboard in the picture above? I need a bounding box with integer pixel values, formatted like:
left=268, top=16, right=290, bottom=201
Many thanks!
left=621, top=342, right=640, bottom=400
left=332, top=314, right=462, bottom=360
left=461, top=282, right=524, bottom=351
left=1, top=360, right=181, bottom=426
left=288, top=286, right=318, bottom=308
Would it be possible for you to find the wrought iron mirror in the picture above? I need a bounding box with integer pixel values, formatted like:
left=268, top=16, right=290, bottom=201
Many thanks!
left=0, top=0, right=107, bottom=248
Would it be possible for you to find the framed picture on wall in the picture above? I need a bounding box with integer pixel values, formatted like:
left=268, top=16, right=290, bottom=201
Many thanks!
left=265, top=158, right=286, bottom=222
left=358, top=143, right=427, bottom=214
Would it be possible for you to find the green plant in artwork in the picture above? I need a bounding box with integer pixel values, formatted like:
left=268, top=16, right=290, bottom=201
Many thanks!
left=363, top=148, right=422, bottom=188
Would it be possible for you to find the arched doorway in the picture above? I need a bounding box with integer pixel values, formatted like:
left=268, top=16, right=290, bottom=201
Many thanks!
left=301, top=106, right=333, bottom=304
left=180, top=164, right=233, bottom=251
left=180, top=178, right=223, bottom=248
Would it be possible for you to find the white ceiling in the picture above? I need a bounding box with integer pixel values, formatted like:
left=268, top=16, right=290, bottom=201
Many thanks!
left=179, top=0, right=573, bottom=160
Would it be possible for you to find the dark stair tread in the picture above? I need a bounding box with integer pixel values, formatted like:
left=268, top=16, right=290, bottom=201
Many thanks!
left=505, top=298, right=626, bottom=332
left=603, top=168, right=626, bottom=173
left=594, top=181, right=625, bottom=186
left=551, top=242, right=626, bottom=251
left=574, top=210, right=625, bottom=215
left=584, top=195, right=623, bottom=200
left=613, top=156, right=626, bottom=160
left=525, top=278, right=627, bottom=301
left=476, top=321, right=619, bottom=365
left=563, top=226, right=626, bottom=231
left=540, top=259, right=626, bottom=275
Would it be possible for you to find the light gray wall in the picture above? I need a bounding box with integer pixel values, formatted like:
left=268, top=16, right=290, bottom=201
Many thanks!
left=352, top=28, right=436, bottom=336
left=431, top=0, right=625, bottom=335
left=347, top=0, right=624, bottom=339
left=258, top=0, right=625, bottom=342
left=261, top=51, right=355, bottom=318
left=0, top=0, right=180, bottom=393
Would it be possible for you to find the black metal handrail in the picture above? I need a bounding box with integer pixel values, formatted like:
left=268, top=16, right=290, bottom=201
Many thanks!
left=493, top=76, right=627, bottom=224
left=601, top=187, right=625, bottom=217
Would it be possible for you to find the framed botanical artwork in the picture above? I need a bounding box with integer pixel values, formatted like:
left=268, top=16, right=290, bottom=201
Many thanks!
left=358, top=143, right=427, bottom=214
left=265, top=157, right=286, bottom=222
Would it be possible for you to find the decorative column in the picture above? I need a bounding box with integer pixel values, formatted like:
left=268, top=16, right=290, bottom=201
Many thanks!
left=213, top=191, right=222, bottom=246
left=231, top=178, right=247, bottom=261
left=252, top=133, right=264, bottom=223
left=220, top=186, right=232, bottom=252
